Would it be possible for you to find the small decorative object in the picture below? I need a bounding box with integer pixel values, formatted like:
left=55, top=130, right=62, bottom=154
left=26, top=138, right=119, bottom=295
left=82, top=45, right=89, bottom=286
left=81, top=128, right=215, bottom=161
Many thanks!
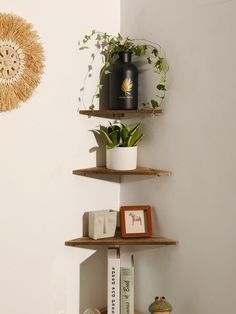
left=109, top=51, right=138, bottom=110
left=78, top=31, right=168, bottom=111
left=120, top=205, right=152, bottom=238
left=88, top=210, right=117, bottom=240
left=91, top=122, right=143, bottom=171
left=0, top=13, right=44, bottom=111
left=83, top=308, right=101, bottom=314
left=149, top=296, right=172, bottom=314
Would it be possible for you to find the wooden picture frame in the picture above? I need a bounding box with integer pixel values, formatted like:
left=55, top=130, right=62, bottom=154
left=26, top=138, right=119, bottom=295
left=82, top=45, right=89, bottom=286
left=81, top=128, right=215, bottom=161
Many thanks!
left=120, top=205, right=152, bottom=238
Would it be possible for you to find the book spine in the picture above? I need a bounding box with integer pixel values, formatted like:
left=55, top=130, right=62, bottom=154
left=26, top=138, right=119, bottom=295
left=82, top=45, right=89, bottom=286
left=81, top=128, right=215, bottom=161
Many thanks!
left=107, top=250, right=120, bottom=314
left=120, top=267, right=134, bottom=314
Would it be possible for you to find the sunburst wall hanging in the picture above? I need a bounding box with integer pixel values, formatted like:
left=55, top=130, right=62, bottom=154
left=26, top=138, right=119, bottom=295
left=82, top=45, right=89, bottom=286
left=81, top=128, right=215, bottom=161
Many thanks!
left=0, top=13, right=44, bottom=111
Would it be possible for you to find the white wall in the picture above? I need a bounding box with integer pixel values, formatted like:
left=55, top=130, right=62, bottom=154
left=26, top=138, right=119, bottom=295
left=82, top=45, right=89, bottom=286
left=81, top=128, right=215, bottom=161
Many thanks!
left=0, top=1, right=120, bottom=314
left=120, top=0, right=236, bottom=313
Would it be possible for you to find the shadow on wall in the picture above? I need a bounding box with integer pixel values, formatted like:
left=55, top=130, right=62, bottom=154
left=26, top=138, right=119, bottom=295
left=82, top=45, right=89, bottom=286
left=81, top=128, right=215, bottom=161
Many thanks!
left=99, top=69, right=109, bottom=109
left=89, top=127, right=106, bottom=168
left=80, top=248, right=107, bottom=313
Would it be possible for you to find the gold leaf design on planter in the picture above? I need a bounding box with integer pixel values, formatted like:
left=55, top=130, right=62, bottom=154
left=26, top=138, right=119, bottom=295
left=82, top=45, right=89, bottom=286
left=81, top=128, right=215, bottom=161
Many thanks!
left=121, top=78, right=133, bottom=96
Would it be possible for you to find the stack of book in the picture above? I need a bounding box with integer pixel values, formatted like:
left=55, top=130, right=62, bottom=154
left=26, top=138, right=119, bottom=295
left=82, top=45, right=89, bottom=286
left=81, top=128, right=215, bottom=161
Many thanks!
left=107, top=248, right=134, bottom=314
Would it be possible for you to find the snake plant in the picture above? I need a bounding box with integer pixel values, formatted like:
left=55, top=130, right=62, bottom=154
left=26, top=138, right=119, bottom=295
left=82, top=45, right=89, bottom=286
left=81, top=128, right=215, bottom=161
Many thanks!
left=91, top=122, right=144, bottom=149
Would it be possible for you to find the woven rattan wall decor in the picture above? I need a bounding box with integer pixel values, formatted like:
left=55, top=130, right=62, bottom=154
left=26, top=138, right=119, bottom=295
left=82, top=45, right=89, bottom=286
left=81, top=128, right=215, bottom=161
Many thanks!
left=0, top=13, right=44, bottom=111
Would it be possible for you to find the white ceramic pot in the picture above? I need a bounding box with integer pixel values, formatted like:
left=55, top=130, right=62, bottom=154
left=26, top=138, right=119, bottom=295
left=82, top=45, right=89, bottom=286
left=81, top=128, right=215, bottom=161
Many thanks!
left=106, top=146, right=138, bottom=170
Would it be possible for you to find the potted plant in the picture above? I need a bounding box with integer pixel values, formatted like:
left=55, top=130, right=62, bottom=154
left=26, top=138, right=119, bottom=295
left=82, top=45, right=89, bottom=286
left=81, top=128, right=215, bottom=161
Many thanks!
left=91, top=122, right=143, bottom=170
left=78, top=31, right=169, bottom=111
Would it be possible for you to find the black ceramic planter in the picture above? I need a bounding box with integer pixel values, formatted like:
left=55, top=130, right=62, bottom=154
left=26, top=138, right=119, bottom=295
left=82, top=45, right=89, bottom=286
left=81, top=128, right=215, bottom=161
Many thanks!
left=109, top=51, right=138, bottom=110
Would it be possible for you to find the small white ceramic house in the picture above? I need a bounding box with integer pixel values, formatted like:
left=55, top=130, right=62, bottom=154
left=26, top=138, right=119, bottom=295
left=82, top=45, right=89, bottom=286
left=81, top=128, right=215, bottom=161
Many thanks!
left=88, top=210, right=117, bottom=240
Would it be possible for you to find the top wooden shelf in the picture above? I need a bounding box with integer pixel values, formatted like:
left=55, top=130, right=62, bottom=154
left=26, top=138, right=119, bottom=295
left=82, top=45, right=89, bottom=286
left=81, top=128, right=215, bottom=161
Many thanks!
left=79, top=109, right=163, bottom=118
left=65, top=235, right=177, bottom=247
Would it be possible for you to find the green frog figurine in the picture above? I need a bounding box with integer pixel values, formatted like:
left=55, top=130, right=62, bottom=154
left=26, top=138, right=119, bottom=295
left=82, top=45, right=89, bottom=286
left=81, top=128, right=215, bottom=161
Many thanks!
left=149, top=296, right=173, bottom=314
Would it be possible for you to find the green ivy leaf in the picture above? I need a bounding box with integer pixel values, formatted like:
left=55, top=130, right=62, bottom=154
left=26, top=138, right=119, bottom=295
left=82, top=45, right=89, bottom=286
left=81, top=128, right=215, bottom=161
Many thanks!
left=134, top=45, right=147, bottom=56
left=151, top=100, right=159, bottom=108
left=105, top=61, right=110, bottom=68
left=79, top=46, right=89, bottom=50
left=89, top=104, right=95, bottom=110
left=152, top=48, right=158, bottom=57
left=160, top=76, right=166, bottom=83
left=156, top=58, right=169, bottom=73
left=156, top=84, right=166, bottom=91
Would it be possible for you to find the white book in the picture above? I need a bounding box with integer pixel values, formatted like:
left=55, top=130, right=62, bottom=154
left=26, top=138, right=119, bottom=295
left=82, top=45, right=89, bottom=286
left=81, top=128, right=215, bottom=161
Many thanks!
left=120, top=251, right=134, bottom=314
left=107, top=248, right=120, bottom=314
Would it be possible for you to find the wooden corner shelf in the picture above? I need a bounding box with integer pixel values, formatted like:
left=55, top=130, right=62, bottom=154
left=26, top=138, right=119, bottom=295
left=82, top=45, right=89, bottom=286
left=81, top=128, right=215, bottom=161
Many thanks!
left=72, top=166, right=171, bottom=177
left=79, top=108, right=163, bottom=118
left=65, top=235, right=177, bottom=247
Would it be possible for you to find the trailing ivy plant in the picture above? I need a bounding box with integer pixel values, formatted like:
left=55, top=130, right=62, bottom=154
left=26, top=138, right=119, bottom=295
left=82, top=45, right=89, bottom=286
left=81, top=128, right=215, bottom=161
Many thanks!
left=78, top=30, right=169, bottom=111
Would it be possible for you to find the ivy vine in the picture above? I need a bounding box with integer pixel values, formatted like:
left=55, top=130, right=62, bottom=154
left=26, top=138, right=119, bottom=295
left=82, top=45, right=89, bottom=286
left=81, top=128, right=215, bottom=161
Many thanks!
left=78, top=30, right=169, bottom=111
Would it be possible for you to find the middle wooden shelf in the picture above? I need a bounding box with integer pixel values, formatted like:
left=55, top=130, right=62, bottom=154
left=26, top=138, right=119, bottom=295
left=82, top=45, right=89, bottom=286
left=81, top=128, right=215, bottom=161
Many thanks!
left=73, top=166, right=171, bottom=177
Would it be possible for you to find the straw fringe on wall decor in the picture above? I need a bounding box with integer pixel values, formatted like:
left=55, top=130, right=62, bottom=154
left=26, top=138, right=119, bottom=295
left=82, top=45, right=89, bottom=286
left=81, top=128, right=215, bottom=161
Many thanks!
left=0, top=13, right=44, bottom=111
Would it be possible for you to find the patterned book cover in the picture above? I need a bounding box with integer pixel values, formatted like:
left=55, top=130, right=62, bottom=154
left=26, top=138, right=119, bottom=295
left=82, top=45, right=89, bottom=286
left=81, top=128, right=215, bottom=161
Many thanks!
left=120, top=254, right=134, bottom=314
left=107, top=248, right=120, bottom=314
